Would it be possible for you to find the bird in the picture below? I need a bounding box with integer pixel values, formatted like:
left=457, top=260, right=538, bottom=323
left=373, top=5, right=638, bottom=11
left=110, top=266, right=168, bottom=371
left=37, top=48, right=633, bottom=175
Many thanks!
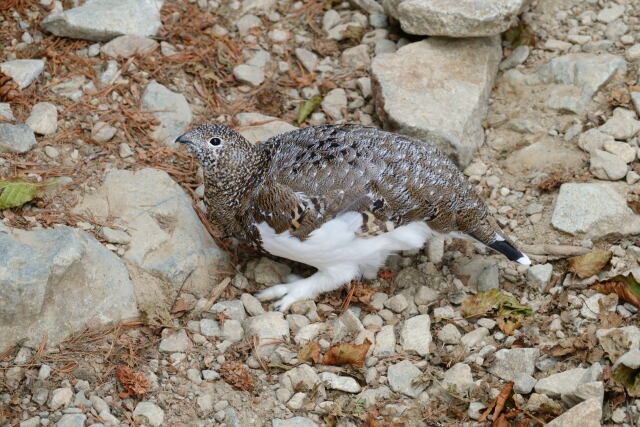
left=176, top=123, right=530, bottom=311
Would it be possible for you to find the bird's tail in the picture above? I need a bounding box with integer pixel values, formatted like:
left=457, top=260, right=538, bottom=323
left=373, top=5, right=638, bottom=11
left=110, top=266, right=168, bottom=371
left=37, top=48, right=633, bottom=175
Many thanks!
left=469, top=231, right=531, bottom=265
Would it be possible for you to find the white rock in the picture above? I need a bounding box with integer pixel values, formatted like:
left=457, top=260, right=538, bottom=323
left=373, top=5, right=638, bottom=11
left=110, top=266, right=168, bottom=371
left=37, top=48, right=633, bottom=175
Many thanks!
left=352, top=0, right=384, bottom=14
left=295, top=48, right=319, bottom=72
left=233, top=64, right=265, bottom=87
left=545, top=398, right=602, bottom=427
left=534, top=364, right=601, bottom=397
left=596, top=4, right=625, bottom=23
left=319, top=372, right=361, bottom=393
left=51, top=75, right=86, bottom=101
left=56, top=414, right=86, bottom=427
left=240, top=293, right=265, bottom=316
left=26, top=102, right=57, bottom=135
left=373, top=324, right=396, bottom=356
left=49, top=387, right=73, bottom=410
left=0, top=59, right=45, bottom=89
left=387, top=360, right=425, bottom=397
left=244, top=312, right=290, bottom=358
left=322, top=10, right=341, bottom=32
left=100, top=227, right=130, bottom=244
left=513, top=373, right=537, bottom=394
left=294, top=323, right=325, bottom=346
left=627, top=44, right=640, bottom=62
left=400, top=314, right=431, bottom=356
left=544, top=39, right=572, bottom=51
left=210, top=300, right=247, bottom=321
left=101, top=35, right=158, bottom=57
left=119, top=143, right=134, bottom=158
left=437, top=323, right=461, bottom=344
left=598, top=108, right=640, bottom=141
left=272, top=417, right=319, bottom=427
left=341, top=44, right=370, bottom=70
left=0, top=124, right=37, bottom=154
left=461, top=327, right=489, bottom=349
left=133, top=401, right=164, bottom=427
left=490, top=348, right=539, bottom=381
left=578, top=129, right=614, bottom=153
left=371, top=37, right=501, bottom=166
left=236, top=14, right=261, bottom=35
left=142, top=81, right=192, bottom=145
left=321, top=88, right=347, bottom=121
left=385, top=294, right=408, bottom=312
left=499, top=45, right=529, bottom=70
left=159, top=329, right=190, bottom=353
left=441, top=363, right=474, bottom=393
left=280, top=364, right=322, bottom=394
left=91, top=121, right=117, bottom=142
left=597, top=326, right=640, bottom=362
left=604, top=140, right=636, bottom=163
left=221, top=320, right=244, bottom=342
left=527, top=263, right=553, bottom=290
left=0, top=103, right=14, bottom=121
left=42, top=0, right=163, bottom=42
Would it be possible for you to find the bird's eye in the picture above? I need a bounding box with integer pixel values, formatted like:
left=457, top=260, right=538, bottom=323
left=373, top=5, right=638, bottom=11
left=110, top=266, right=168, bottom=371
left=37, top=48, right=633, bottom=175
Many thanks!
left=209, top=137, right=223, bottom=146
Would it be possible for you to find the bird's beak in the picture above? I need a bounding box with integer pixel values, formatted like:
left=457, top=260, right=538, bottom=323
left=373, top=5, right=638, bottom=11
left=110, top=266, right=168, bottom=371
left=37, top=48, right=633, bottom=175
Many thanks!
left=175, top=133, right=191, bottom=145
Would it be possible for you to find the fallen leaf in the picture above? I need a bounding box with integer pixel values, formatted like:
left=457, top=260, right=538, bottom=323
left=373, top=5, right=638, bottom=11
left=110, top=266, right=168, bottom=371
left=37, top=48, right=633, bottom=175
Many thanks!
left=568, top=251, right=612, bottom=279
left=220, top=360, right=255, bottom=391
left=609, top=86, right=631, bottom=107
left=613, top=357, right=640, bottom=397
left=296, top=95, right=322, bottom=125
left=323, top=340, right=371, bottom=367
left=115, top=365, right=149, bottom=398
left=591, top=273, right=640, bottom=307
left=496, top=314, right=523, bottom=336
left=0, top=180, right=43, bottom=209
left=628, top=199, right=640, bottom=215
left=298, top=341, right=322, bottom=365
left=479, top=382, right=514, bottom=424
left=462, top=290, right=532, bottom=335
left=341, top=25, right=364, bottom=43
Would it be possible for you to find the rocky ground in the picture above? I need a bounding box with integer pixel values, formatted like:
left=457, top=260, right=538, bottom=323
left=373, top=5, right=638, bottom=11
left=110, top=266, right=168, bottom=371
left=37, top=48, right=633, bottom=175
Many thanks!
left=2, top=0, right=640, bottom=426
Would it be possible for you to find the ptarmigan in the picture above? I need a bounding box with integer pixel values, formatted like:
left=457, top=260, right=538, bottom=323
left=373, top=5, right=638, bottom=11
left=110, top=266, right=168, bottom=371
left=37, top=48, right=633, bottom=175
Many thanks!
left=177, top=123, right=530, bottom=311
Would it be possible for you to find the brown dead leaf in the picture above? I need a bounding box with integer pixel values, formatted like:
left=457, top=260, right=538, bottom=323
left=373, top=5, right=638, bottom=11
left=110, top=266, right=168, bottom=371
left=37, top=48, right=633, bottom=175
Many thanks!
left=568, top=251, right=612, bottom=279
left=323, top=340, right=371, bottom=367
left=496, top=315, right=523, bottom=336
left=591, top=273, right=640, bottom=307
left=628, top=199, right=640, bottom=215
left=298, top=341, right=322, bottom=365
left=220, top=361, right=255, bottom=391
left=537, top=171, right=567, bottom=191
left=479, top=382, right=514, bottom=425
left=115, top=365, right=149, bottom=398
left=609, top=86, right=631, bottom=107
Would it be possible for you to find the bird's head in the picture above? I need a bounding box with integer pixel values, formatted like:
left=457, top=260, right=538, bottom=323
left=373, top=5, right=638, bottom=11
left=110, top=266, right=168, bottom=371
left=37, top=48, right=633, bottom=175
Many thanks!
left=176, top=123, right=254, bottom=170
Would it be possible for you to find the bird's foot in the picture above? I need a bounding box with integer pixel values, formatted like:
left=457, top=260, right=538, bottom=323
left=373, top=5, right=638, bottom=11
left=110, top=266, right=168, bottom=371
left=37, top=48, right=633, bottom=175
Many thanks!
left=254, top=283, right=315, bottom=312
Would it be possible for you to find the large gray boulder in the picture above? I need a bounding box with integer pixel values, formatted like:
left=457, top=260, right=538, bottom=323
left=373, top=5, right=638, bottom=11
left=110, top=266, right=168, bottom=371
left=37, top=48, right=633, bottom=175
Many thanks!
left=372, top=37, right=501, bottom=166
left=41, top=0, right=163, bottom=42
left=0, top=227, right=138, bottom=349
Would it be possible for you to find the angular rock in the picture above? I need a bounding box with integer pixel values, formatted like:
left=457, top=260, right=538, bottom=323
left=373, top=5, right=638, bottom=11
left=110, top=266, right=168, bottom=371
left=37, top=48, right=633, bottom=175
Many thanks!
left=91, top=121, right=117, bottom=142
left=551, top=182, right=640, bottom=238
left=133, top=401, right=164, bottom=427
left=199, top=318, right=221, bottom=337
left=561, top=381, right=604, bottom=408
left=51, top=75, right=87, bottom=101
left=578, top=129, right=614, bottom=153
left=0, top=103, right=14, bottom=121
left=26, top=102, right=57, bottom=135
left=604, top=140, right=636, bottom=163
left=319, top=372, right=361, bottom=393
left=526, top=263, right=553, bottom=291
left=590, top=149, right=628, bottom=180
left=513, top=373, right=537, bottom=394
left=0, top=59, right=45, bottom=89
left=499, top=45, right=530, bottom=70
left=280, top=364, right=323, bottom=394
left=534, top=364, right=602, bottom=398
left=384, top=0, right=525, bottom=37
left=373, top=325, right=396, bottom=356
left=141, top=81, right=192, bottom=145
left=272, top=417, right=319, bottom=427
left=357, top=386, right=393, bottom=407
left=441, top=363, right=474, bottom=393
left=400, top=314, right=431, bottom=356
left=101, top=35, right=158, bottom=58
left=221, top=320, right=244, bottom=342
left=240, top=293, right=265, bottom=316
left=233, top=64, right=265, bottom=87
left=244, top=312, right=290, bottom=358
left=387, top=360, right=425, bottom=397
left=490, top=348, right=539, bottom=381
left=49, top=387, right=73, bottom=410
left=0, top=227, right=138, bottom=349
left=159, top=329, right=190, bottom=353
left=42, top=0, right=163, bottom=42
left=0, top=123, right=37, bottom=154
left=56, top=414, right=86, bottom=427
left=341, top=44, right=370, bottom=70
left=598, top=107, right=640, bottom=140
left=506, top=137, right=585, bottom=174
left=321, top=88, right=347, bottom=121
left=295, top=48, right=319, bottom=72
left=294, top=323, right=326, bottom=346
left=461, top=327, right=489, bottom=350
left=209, top=300, right=247, bottom=321
left=237, top=112, right=297, bottom=144
left=73, top=168, right=228, bottom=304
left=438, top=324, right=461, bottom=345
left=545, top=398, right=602, bottom=427
left=372, top=37, right=501, bottom=166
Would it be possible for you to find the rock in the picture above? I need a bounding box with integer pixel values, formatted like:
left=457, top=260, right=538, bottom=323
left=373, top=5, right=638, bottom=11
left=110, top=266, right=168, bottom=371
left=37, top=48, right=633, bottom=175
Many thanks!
left=437, top=323, right=461, bottom=345
left=596, top=4, right=625, bottom=23
left=441, top=363, right=474, bottom=393
left=578, top=129, right=614, bottom=153
left=236, top=14, right=261, bottom=35
left=100, top=227, right=130, bottom=244
left=545, top=398, right=602, bottom=427
left=581, top=294, right=617, bottom=319
left=341, top=44, right=370, bottom=70
left=460, top=327, right=489, bottom=349
left=49, top=387, right=73, bottom=410
left=244, top=312, right=290, bottom=358
left=384, top=0, right=525, bottom=37
left=534, top=364, right=602, bottom=398
left=55, top=414, right=86, bottom=427
left=455, top=259, right=500, bottom=292
left=0, top=227, right=138, bottom=349
left=385, top=294, right=408, bottom=312
left=372, top=37, right=501, bottom=166
left=51, top=75, right=87, bottom=101
left=295, top=48, right=319, bottom=72
left=242, top=0, right=276, bottom=12
left=0, top=103, right=14, bottom=121
left=272, top=417, right=319, bottom=427
left=513, top=373, right=537, bottom=394
left=551, top=182, right=640, bottom=238
left=604, top=140, right=636, bottom=163
left=233, top=64, right=264, bottom=87
left=598, top=108, right=640, bottom=141
left=505, top=137, right=585, bottom=175
left=468, top=402, right=486, bottom=420
left=590, top=149, right=628, bottom=180
left=237, top=112, right=297, bottom=144
left=25, top=102, right=57, bottom=135
left=319, top=372, right=361, bottom=393
left=427, top=236, right=444, bottom=264
left=490, top=348, right=539, bottom=381
left=357, top=386, right=393, bottom=407
left=91, top=121, right=117, bottom=142
left=159, top=329, right=190, bottom=353
left=499, top=45, right=530, bottom=70
left=526, top=263, right=553, bottom=291
left=0, top=59, right=45, bottom=89
left=41, top=0, right=163, bottom=42
left=0, top=123, right=37, bottom=153
left=133, top=401, right=164, bottom=427
left=141, top=81, right=192, bottom=145
left=280, top=364, right=322, bottom=394
left=596, top=326, right=640, bottom=362
left=99, top=60, right=119, bottom=84
left=251, top=256, right=291, bottom=285
left=415, top=286, right=439, bottom=305
left=73, top=168, right=228, bottom=303
left=101, top=35, right=158, bottom=57
left=628, top=45, right=640, bottom=63
left=321, top=88, right=348, bottom=121
left=210, top=300, right=247, bottom=321
left=562, top=381, right=604, bottom=407
left=240, top=293, right=265, bottom=316
left=387, top=360, right=425, bottom=398
left=119, top=143, right=134, bottom=158
left=613, top=349, right=640, bottom=376
left=221, top=320, right=244, bottom=342
left=373, top=324, right=396, bottom=356
left=199, top=318, right=221, bottom=337
left=246, top=49, right=271, bottom=69
left=400, top=314, right=431, bottom=356
left=351, top=0, right=384, bottom=14
left=20, top=417, right=40, bottom=427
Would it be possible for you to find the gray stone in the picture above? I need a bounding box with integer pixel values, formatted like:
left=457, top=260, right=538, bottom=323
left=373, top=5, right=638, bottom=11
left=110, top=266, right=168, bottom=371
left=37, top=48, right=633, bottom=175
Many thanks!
left=604, top=140, right=635, bottom=163
left=341, top=44, right=370, bottom=70
left=42, top=0, right=163, bottom=42
left=456, top=259, right=500, bottom=292
left=437, top=323, right=461, bottom=345
left=26, top=102, right=57, bottom=135
left=321, top=88, right=347, bottom=121
left=551, top=182, right=640, bottom=238
left=233, top=64, right=265, bottom=87
left=357, top=386, right=393, bottom=407
left=561, top=381, right=604, bottom=407
left=246, top=49, right=271, bottom=69
left=295, top=48, right=319, bottom=72
left=20, top=417, right=40, bottom=427
left=597, top=4, right=625, bottom=23
left=400, top=314, right=431, bottom=356
left=244, top=312, right=289, bottom=358
left=141, top=81, right=192, bottom=145
left=414, top=286, right=439, bottom=305
left=221, top=320, right=244, bottom=342
left=240, top=293, right=265, bottom=316
left=351, top=0, right=384, bottom=13
left=385, top=294, right=408, bottom=312
left=49, top=387, right=73, bottom=410
left=319, top=372, right=361, bottom=393
left=99, top=60, right=119, bottom=85
left=613, top=349, right=640, bottom=372
left=199, top=319, right=221, bottom=337
left=0, top=103, right=14, bottom=121
left=280, top=364, right=322, bottom=394
left=237, top=112, right=297, bottom=144
left=101, top=35, right=158, bottom=58
left=499, top=45, right=530, bottom=70
left=272, top=417, right=319, bottom=427
left=236, top=14, right=261, bottom=35
left=251, top=256, right=291, bottom=285
left=133, top=401, right=164, bottom=427
left=242, top=0, right=276, bottom=12
left=0, top=59, right=45, bottom=89
left=100, top=227, right=130, bottom=244
left=159, top=329, right=190, bottom=353
left=534, top=364, right=601, bottom=398
left=387, top=360, right=425, bottom=397
left=210, top=300, right=247, bottom=321
left=0, top=123, right=37, bottom=153
left=513, top=373, right=537, bottom=394
left=506, top=137, right=584, bottom=174
left=490, top=348, right=539, bottom=381
left=55, top=414, right=86, bottom=427
left=632, top=91, right=640, bottom=117
left=468, top=402, right=486, bottom=420
left=384, top=0, right=525, bottom=37
left=526, top=263, right=553, bottom=291
left=578, top=129, right=614, bottom=153
left=294, top=323, right=326, bottom=346
left=74, top=168, right=228, bottom=301
left=372, top=37, right=501, bottom=166
left=461, top=327, right=489, bottom=349
left=51, top=75, right=86, bottom=101
left=441, top=363, right=474, bottom=393
left=0, top=227, right=138, bottom=349
left=598, top=107, right=640, bottom=141
left=545, top=398, right=602, bottom=427
left=427, top=236, right=444, bottom=264
left=590, top=149, right=628, bottom=181
left=373, top=324, right=396, bottom=356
